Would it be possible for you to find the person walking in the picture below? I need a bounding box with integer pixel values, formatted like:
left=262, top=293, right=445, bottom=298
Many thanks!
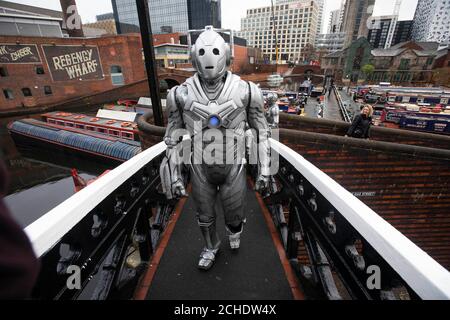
left=345, top=104, right=373, bottom=139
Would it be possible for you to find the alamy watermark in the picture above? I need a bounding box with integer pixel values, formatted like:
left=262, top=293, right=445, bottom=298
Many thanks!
left=62, top=5, right=83, bottom=31
left=166, top=124, right=280, bottom=176
left=66, top=265, right=81, bottom=290
left=366, top=265, right=381, bottom=290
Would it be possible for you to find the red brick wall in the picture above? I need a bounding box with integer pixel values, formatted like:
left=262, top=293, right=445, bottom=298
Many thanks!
left=0, top=34, right=146, bottom=111
left=280, top=129, right=450, bottom=269
left=230, top=45, right=248, bottom=74
left=279, top=113, right=450, bottom=150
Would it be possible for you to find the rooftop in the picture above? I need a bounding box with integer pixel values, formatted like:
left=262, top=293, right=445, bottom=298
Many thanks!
left=0, top=0, right=62, bottom=19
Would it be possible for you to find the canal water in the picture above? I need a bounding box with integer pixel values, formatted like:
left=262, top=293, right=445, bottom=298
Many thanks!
left=0, top=106, right=115, bottom=228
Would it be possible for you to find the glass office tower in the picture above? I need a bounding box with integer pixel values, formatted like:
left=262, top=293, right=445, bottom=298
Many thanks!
left=112, top=0, right=221, bottom=34
left=188, top=0, right=221, bottom=30
left=111, top=0, right=141, bottom=33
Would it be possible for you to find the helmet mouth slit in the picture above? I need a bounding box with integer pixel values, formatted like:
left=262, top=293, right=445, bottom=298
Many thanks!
left=205, top=66, right=214, bottom=69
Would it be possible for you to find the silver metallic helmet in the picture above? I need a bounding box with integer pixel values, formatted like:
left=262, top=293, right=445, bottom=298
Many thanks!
left=266, top=92, right=278, bottom=104
left=191, top=26, right=231, bottom=81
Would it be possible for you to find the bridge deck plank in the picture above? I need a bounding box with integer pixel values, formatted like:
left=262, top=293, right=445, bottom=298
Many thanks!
left=145, top=186, right=295, bottom=300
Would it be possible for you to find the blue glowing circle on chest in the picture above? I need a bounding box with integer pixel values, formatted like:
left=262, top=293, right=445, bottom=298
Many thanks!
left=208, top=115, right=221, bottom=128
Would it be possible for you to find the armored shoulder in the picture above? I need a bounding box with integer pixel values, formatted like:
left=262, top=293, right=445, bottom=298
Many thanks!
left=248, top=81, right=264, bottom=107
left=167, top=84, right=188, bottom=111
left=239, top=80, right=251, bottom=108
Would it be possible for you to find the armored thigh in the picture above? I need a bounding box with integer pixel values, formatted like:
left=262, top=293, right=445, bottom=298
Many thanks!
left=190, top=164, right=218, bottom=223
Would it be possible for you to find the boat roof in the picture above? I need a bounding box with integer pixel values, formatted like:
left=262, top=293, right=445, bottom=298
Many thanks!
left=42, top=112, right=138, bottom=131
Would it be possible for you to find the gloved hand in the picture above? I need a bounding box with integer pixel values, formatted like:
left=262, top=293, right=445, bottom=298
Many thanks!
left=255, top=175, right=271, bottom=196
left=171, top=179, right=188, bottom=199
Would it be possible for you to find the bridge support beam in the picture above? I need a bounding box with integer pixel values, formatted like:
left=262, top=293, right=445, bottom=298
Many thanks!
left=136, top=0, right=164, bottom=127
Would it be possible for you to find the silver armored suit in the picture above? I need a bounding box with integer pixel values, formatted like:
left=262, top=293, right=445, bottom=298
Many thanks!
left=160, top=26, right=272, bottom=270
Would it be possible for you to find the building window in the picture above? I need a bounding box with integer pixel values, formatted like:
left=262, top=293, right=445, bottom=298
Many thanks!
left=111, top=65, right=124, bottom=86
left=3, top=89, right=14, bottom=99
left=0, top=67, right=8, bottom=77
left=22, top=88, right=32, bottom=97
left=44, top=86, right=52, bottom=95
left=399, top=59, right=410, bottom=70
left=36, top=66, right=45, bottom=75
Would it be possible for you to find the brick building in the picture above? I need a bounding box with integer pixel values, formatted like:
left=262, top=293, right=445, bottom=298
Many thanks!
left=432, top=46, right=450, bottom=86
left=153, top=33, right=183, bottom=46
left=0, top=34, right=145, bottom=111
left=369, top=41, right=439, bottom=84
left=322, top=39, right=449, bottom=86
left=152, top=32, right=263, bottom=75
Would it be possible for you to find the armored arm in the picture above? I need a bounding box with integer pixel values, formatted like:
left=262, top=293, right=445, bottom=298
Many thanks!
left=160, top=86, right=188, bottom=199
left=246, top=82, right=273, bottom=194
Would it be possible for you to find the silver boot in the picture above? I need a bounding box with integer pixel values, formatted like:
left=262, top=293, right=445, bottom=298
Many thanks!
left=198, top=219, right=221, bottom=270
left=226, top=219, right=246, bottom=250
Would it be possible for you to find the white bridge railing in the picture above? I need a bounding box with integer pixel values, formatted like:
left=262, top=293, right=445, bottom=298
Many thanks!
left=270, top=138, right=450, bottom=300
left=25, top=142, right=167, bottom=258
left=24, top=138, right=450, bottom=300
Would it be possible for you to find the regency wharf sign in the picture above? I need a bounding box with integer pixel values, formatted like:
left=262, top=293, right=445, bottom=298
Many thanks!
left=0, top=44, right=41, bottom=64
left=42, top=45, right=104, bottom=81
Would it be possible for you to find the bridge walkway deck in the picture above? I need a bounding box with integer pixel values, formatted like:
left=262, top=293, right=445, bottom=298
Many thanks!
left=136, top=184, right=303, bottom=300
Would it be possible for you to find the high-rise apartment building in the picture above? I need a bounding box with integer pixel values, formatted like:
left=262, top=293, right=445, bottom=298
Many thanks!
left=411, top=0, right=450, bottom=45
left=111, top=0, right=221, bottom=34
left=367, top=16, right=412, bottom=48
left=315, top=32, right=346, bottom=53
left=316, top=2, right=345, bottom=54
left=340, top=0, right=375, bottom=48
left=328, top=9, right=341, bottom=34
left=238, top=0, right=320, bottom=63
left=277, top=0, right=324, bottom=34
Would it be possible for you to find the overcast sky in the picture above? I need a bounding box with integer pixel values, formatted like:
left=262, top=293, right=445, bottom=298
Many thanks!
left=10, top=0, right=419, bottom=31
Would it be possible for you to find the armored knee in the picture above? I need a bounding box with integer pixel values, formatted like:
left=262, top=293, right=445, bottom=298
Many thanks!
left=197, top=214, right=215, bottom=226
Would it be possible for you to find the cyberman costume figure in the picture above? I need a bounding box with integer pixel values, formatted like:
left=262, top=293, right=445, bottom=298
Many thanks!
left=265, top=92, right=279, bottom=128
left=160, top=26, right=272, bottom=270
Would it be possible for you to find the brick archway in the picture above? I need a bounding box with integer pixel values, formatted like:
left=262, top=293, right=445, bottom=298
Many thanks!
left=157, top=67, right=193, bottom=86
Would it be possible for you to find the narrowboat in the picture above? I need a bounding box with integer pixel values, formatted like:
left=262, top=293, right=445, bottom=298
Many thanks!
left=399, top=116, right=450, bottom=135
left=358, top=85, right=450, bottom=107
left=8, top=111, right=142, bottom=165
left=42, top=111, right=140, bottom=141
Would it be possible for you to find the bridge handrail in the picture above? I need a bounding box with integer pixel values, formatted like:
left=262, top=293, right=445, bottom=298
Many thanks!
left=333, top=86, right=352, bottom=122
left=270, top=138, right=450, bottom=299
left=25, top=142, right=167, bottom=258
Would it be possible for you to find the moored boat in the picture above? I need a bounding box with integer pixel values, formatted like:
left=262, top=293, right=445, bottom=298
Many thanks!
left=8, top=115, right=142, bottom=164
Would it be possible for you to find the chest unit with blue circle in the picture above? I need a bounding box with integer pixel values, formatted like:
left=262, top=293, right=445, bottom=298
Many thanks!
left=186, top=99, right=246, bottom=131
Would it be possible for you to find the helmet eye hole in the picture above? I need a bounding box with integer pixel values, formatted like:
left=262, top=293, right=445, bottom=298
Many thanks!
left=199, top=49, right=205, bottom=56
left=213, top=48, right=220, bottom=55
